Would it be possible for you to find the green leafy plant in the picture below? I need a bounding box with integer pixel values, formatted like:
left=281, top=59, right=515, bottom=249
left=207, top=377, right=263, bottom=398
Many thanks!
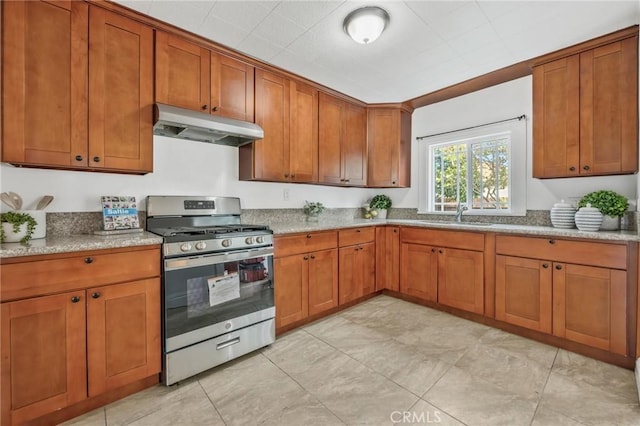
left=369, top=194, right=392, bottom=210
left=303, top=201, right=325, bottom=216
left=578, top=190, right=628, bottom=218
left=0, top=211, right=38, bottom=243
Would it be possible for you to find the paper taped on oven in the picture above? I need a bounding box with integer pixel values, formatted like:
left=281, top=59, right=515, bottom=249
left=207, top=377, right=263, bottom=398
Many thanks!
left=207, top=272, right=240, bottom=307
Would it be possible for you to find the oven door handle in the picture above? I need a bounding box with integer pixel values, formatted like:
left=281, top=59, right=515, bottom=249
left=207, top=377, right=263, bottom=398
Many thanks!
left=164, top=247, right=274, bottom=271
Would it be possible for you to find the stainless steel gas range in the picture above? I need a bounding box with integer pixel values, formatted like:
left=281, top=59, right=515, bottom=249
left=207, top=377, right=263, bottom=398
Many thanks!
left=146, top=196, right=275, bottom=385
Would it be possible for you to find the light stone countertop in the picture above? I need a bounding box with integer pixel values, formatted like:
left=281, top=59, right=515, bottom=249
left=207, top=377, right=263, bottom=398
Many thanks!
left=0, top=232, right=163, bottom=259
left=267, top=218, right=640, bottom=242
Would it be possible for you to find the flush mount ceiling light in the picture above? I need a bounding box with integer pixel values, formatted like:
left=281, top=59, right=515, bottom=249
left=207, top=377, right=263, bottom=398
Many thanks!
left=343, top=6, right=390, bottom=45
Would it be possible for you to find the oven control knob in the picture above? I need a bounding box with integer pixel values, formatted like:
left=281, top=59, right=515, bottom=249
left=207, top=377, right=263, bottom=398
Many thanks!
left=195, top=241, right=207, bottom=250
left=245, top=237, right=254, bottom=245
left=180, top=243, right=192, bottom=252
left=256, top=236, right=264, bottom=244
left=221, top=239, right=232, bottom=248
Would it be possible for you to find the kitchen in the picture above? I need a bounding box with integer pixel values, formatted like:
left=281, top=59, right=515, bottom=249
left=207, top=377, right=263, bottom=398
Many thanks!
left=1, top=0, right=640, bottom=424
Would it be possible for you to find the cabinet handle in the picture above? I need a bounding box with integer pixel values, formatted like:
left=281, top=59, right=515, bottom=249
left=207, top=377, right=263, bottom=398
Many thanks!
left=75, top=155, right=83, bottom=161
left=555, top=264, right=563, bottom=270
left=393, top=229, right=398, bottom=233
left=303, top=255, right=309, bottom=260
left=284, top=173, right=289, bottom=178
left=291, top=174, right=296, bottom=178
left=438, top=249, right=443, bottom=254
left=548, top=240, right=555, bottom=245
left=431, top=248, right=435, bottom=253
left=212, top=106, right=218, bottom=112
left=91, top=292, right=101, bottom=299
left=339, top=178, right=345, bottom=182
left=71, top=296, right=81, bottom=303
left=306, top=234, right=312, bottom=239
left=344, top=179, right=350, bottom=183
left=202, top=104, right=208, bottom=110
left=542, top=263, right=549, bottom=269
left=92, top=156, right=100, bottom=163
left=569, top=166, right=576, bottom=171
left=583, top=165, right=590, bottom=171
left=356, top=229, right=361, bottom=233
left=392, top=181, right=396, bottom=185
left=310, top=254, right=316, bottom=259
left=84, top=257, right=94, bottom=264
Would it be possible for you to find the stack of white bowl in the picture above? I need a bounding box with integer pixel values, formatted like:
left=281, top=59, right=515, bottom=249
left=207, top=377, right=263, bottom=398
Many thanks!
left=550, top=200, right=576, bottom=229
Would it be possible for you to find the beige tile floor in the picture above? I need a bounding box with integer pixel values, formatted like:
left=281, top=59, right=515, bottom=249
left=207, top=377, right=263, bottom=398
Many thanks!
left=65, top=295, right=640, bottom=426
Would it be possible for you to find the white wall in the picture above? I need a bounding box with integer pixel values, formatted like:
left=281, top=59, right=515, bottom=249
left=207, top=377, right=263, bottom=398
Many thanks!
left=407, top=76, right=637, bottom=211
left=0, top=136, right=380, bottom=212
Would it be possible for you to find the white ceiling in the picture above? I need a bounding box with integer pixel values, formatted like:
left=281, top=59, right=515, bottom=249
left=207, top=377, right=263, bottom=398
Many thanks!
left=115, top=0, right=640, bottom=104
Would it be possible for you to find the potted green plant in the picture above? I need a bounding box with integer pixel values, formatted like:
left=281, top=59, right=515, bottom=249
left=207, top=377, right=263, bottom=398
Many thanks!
left=369, top=194, right=392, bottom=219
left=578, top=190, right=628, bottom=230
left=1, top=211, right=38, bottom=243
left=303, top=201, right=325, bottom=222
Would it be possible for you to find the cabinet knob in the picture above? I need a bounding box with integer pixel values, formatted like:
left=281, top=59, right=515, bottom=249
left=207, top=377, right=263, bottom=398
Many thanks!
left=303, top=255, right=309, bottom=260
left=431, top=248, right=435, bottom=253
left=284, top=173, right=289, bottom=178
left=392, top=181, right=396, bottom=185
left=91, top=292, right=101, bottom=299
left=356, top=229, right=361, bottom=233
left=555, top=264, right=563, bottom=270
left=583, top=165, right=590, bottom=171
left=212, top=106, right=218, bottom=112
left=75, top=155, right=83, bottom=161
left=339, top=179, right=345, bottom=182
left=438, top=249, right=443, bottom=254
left=93, top=156, right=100, bottom=163
left=310, top=254, right=315, bottom=259
left=548, top=240, right=555, bottom=245
left=71, top=296, right=81, bottom=303
left=84, top=257, right=94, bottom=264
left=291, top=174, right=295, bottom=178
left=569, top=166, right=576, bottom=171
left=344, top=179, right=350, bottom=183
left=202, top=104, right=208, bottom=110
left=306, top=234, right=312, bottom=239
left=542, top=263, right=549, bottom=269
left=393, top=229, right=398, bottom=233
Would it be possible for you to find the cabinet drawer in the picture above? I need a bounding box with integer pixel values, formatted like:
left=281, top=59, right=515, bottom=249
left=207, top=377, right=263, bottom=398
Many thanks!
left=275, top=231, right=337, bottom=257
left=1, top=247, right=161, bottom=301
left=401, top=227, right=484, bottom=251
left=495, top=235, right=627, bottom=269
left=338, top=227, right=375, bottom=247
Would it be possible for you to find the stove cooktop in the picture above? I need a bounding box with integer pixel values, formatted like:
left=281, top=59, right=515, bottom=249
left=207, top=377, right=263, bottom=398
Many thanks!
left=150, top=224, right=270, bottom=238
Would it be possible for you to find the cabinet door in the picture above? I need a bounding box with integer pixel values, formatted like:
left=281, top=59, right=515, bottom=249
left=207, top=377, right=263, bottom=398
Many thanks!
left=318, top=92, right=344, bottom=185
left=399, top=243, right=437, bottom=302
left=360, top=242, right=376, bottom=296
left=438, top=248, right=484, bottom=314
left=253, top=69, right=290, bottom=181
left=155, top=31, right=210, bottom=113
left=553, top=263, right=627, bottom=355
left=211, top=52, right=255, bottom=122
left=289, top=81, right=318, bottom=183
left=2, top=0, right=88, bottom=168
left=339, top=246, right=363, bottom=304
left=495, top=256, right=552, bottom=333
left=308, top=249, right=338, bottom=316
left=375, top=227, right=400, bottom=291
left=275, top=254, right=308, bottom=328
left=89, top=7, right=153, bottom=173
left=532, top=55, right=580, bottom=178
left=1, top=292, right=87, bottom=426
left=87, top=278, right=161, bottom=396
left=343, top=102, right=368, bottom=186
left=580, top=36, right=638, bottom=175
left=367, top=108, right=399, bottom=187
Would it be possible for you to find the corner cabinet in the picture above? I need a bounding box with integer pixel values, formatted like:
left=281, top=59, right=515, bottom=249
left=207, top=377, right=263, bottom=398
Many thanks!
left=533, top=35, right=638, bottom=178
left=0, top=246, right=161, bottom=426
left=318, top=93, right=368, bottom=186
left=2, top=2, right=154, bottom=174
left=367, top=107, right=412, bottom=188
left=338, top=228, right=376, bottom=304
left=375, top=226, right=400, bottom=291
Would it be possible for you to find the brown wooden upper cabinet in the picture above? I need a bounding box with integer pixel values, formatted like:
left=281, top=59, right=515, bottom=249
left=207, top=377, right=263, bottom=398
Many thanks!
left=2, top=2, right=153, bottom=174
left=155, top=31, right=255, bottom=122
left=533, top=36, right=638, bottom=178
left=367, top=107, right=412, bottom=187
left=318, top=93, right=368, bottom=186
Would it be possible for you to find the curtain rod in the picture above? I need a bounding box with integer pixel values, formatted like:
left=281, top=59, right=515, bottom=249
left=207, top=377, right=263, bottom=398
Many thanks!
left=416, top=114, right=526, bottom=140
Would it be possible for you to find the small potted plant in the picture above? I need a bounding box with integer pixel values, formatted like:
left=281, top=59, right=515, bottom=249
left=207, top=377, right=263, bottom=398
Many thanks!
left=578, top=190, right=628, bottom=230
left=303, top=200, right=325, bottom=222
left=369, top=194, right=392, bottom=219
left=1, top=211, right=38, bottom=244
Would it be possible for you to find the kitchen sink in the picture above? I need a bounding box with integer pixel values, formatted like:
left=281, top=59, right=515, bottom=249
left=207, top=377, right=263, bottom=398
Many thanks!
left=419, top=220, right=495, bottom=227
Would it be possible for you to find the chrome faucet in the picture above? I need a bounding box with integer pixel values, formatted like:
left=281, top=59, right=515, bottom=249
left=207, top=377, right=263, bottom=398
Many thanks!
left=455, top=202, right=468, bottom=222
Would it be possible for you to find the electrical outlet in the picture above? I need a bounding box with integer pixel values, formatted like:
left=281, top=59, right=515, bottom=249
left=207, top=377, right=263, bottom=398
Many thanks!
left=283, top=189, right=290, bottom=201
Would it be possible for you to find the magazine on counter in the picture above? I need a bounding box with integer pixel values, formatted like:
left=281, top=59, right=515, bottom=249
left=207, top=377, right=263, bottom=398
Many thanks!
left=101, top=196, right=140, bottom=230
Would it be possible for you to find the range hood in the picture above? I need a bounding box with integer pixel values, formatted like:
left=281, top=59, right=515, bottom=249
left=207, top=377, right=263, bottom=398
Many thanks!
left=153, top=103, right=264, bottom=146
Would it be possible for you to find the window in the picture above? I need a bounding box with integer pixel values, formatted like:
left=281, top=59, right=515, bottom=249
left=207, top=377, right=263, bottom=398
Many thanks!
left=418, top=119, right=526, bottom=215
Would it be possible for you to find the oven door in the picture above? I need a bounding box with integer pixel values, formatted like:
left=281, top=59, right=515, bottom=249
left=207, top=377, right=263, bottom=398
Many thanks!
left=163, top=247, right=274, bottom=352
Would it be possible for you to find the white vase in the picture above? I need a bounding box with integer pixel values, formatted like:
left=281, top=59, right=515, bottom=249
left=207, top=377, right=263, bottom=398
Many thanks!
left=376, top=209, right=387, bottom=219
left=2, top=222, right=29, bottom=243
left=574, top=204, right=603, bottom=232
left=17, top=210, right=46, bottom=239
left=599, top=215, right=619, bottom=231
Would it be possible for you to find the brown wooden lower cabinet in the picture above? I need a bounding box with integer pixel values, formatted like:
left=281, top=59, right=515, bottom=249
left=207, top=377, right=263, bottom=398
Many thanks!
left=399, top=243, right=437, bottom=302
left=339, top=242, right=375, bottom=304
left=375, top=226, right=400, bottom=291
left=275, top=248, right=339, bottom=328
